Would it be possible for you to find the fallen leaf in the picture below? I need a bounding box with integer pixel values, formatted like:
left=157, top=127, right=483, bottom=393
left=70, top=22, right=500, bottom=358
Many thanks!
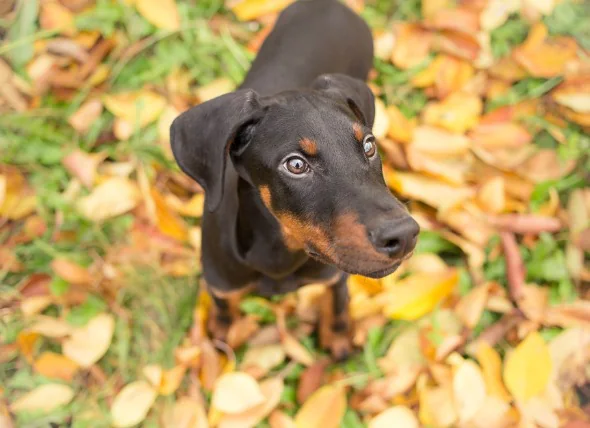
left=422, top=92, right=483, bottom=133
left=68, top=99, right=103, bottom=134
left=383, top=269, right=459, bottom=320
left=379, top=327, right=427, bottom=374
left=10, top=383, right=74, bottom=413
left=143, top=364, right=163, bottom=388
left=455, top=283, right=491, bottom=329
left=453, top=359, right=487, bottom=422
left=29, top=316, right=73, bottom=338
left=477, top=176, right=506, bottom=214
left=33, top=352, right=79, bottom=381
left=504, top=331, right=552, bottom=401
left=469, top=122, right=532, bottom=150
left=135, top=0, right=180, bottom=30
left=16, top=331, right=39, bottom=363
left=373, top=98, right=390, bottom=140
left=218, top=377, right=284, bottom=428
left=227, top=315, right=259, bottom=349
left=163, top=396, right=208, bottom=428
left=0, top=169, right=37, bottom=220
left=468, top=396, right=511, bottom=428
left=103, top=89, right=166, bottom=129
left=40, top=1, right=75, bottom=35
left=519, top=149, right=576, bottom=182
left=418, top=384, right=458, bottom=427
left=62, top=150, right=106, bottom=188
left=151, top=188, right=188, bottom=241
left=195, top=78, right=236, bottom=103
left=512, top=22, right=578, bottom=78
left=230, top=0, right=295, bottom=21
left=386, top=105, right=416, bottom=143
left=63, top=313, right=115, bottom=368
left=369, top=405, right=419, bottom=428
left=77, top=177, right=140, bottom=222
left=51, top=258, right=93, bottom=285
left=211, top=372, right=265, bottom=414
left=297, top=360, right=329, bottom=404
left=281, top=332, right=314, bottom=367
left=480, top=0, right=520, bottom=31
left=294, top=384, right=346, bottom=428
left=553, top=79, right=590, bottom=113
left=111, top=381, right=157, bottom=428
left=392, top=23, right=433, bottom=69
left=159, top=365, right=187, bottom=395
left=410, top=126, right=470, bottom=156
left=544, top=301, right=590, bottom=328
left=241, top=344, right=286, bottom=377
left=269, top=410, right=296, bottom=428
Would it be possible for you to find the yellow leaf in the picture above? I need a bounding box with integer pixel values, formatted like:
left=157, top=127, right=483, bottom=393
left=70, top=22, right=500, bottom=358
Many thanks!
left=422, top=92, right=482, bottom=133
left=475, top=343, right=512, bottom=402
left=63, top=313, right=115, bottom=368
left=418, top=384, right=457, bottom=427
left=29, top=316, right=72, bottom=338
left=196, top=78, right=236, bottom=103
left=230, top=0, right=295, bottom=21
left=40, top=1, right=75, bottom=36
left=16, top=331, right=39, bottom=364
left=391, top=23, right=432, bottom=70
left=453, top=360, right=487, bottom=422
left=33, top=352, right=79, bottom=382
left=503, top=331, right=552, bottom=401
left=476, top=176, right=506, bottom=214
left=151, top=188, right=188, bottom=241
left=369, top=406, right=419, bottom=428
left=135, top=0, right=180, bottom=30
left=219, top=377, right=284, bottom=428
left=103, top=90, right=166, bottom=128
left=10, top=384, right=74, bottom=413
left=111, top=381, right=158, bottom=428
left=383, top=270, right=458, bottom=320
left=212, top=372, right=265, bottom=414
left=455, top=283, right=491, bottom=329
left=77, top=177, right=140, bottom=222
left=294, top=384, right=346, bottom=428
left=143, top=364, right=163, bottom=388
left=159, top=365, right=187, bottom=395
left=0, top=170, right=37, bottom=220
left=282, top=332, right=314, bottom=367
left=386, top=105, right=416, bottom=143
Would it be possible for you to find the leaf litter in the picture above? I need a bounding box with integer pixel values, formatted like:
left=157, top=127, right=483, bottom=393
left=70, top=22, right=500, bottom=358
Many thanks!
left=1, top=0, right=589, bottom=426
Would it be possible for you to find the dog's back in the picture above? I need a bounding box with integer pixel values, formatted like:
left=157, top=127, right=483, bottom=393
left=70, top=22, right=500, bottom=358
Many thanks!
left=240, top=0, right=374, bottom=96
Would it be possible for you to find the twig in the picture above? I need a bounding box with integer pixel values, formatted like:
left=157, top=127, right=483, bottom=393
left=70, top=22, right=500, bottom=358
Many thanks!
left=499, top=231, right=525, bottom=302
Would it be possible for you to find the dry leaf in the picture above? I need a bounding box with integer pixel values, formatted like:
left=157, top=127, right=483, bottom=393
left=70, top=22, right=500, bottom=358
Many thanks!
left=269, top=410, right=296, bottom=428
left=474, top=342, right=511, bottom=403
left=369, top=406, right=419, bottom=428
left=135, top=0, right=180, bottom=30
left=455, top=283, right=491, bottom=329
left=230, top=0, right=295, bottom=21
left=33, top=352, right=79, bottom=381
left=422, top=92, right=483, bottom=133
left=63, top=313, right=115, bottom=368
left=453, top=360, right=487, bottom=422
left=241, top=344, right=286, bottom=377
left=68, top=99, right=103, bottom=134
left=383, top=269, right=458, bottom=320
left=111, top=381, right=157, bottom=428
left=103, top=90, right=166, bottom=129
left=477, top=177, right=506, bottom=214
left=218, top=377, right=284, bottom=428
left=62, top=150, right=106, bottom=188
left=386, top=105, right=416, bottom=143
left=160, top=365, right=187, bottom=395
left=163, top=396, right=209, bottom=428
left=410, top=126, right=470, bottom=156
left=294, top=384, right=346, bottom=428
left=392, top=23, right=433, bottom=69
left=281, top=332, right=314, bottom=367
left=297, top=360, right=328, bottom=404
left=77, top=177, right=140, bottom=222
left=419, top=384, right=458, bottom=427
left=40, top=1, right=75, bottom=35
left=212, top=372, right=265, bottom=414
left=504, top=331, right=552, bottom=401
left=469, top=122, right=532, bottom=150
left=151, top=188, right=188, bottom=241
left=468, top=396, right=511, bottom=428
left=10, top=383, right=74, bottom=413
left=51, top=258, right=93, bottom=285
left=29, top=316, right=73, bottom=338
left=195, top=78, right=236, bottom=103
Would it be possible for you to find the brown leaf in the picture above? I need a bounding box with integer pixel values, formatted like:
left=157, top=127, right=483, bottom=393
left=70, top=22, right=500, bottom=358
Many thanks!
left=544, top=301, right=590, bottom=328
left=227, top=315, right=259, bottom=349
left=297, top=359, right=329, bottom=404
left=418, top=384, right=457, bottom=427
left=29, top=316, right=73, bottom=338
left=386, top=105, right=416, bottom=143
left=487, top=214, right=562, bottom=234
left=40, top=1, right=75, bottom=35
left=33, top=352, right=79, bottom=381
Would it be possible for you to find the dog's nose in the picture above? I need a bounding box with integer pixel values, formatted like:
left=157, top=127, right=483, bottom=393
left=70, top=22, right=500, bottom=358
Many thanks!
left=368, top=217, right=420, bottom=259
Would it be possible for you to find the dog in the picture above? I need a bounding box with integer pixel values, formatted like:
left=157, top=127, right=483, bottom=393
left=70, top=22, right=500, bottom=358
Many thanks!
left=170, top=0, right=420, bottom=359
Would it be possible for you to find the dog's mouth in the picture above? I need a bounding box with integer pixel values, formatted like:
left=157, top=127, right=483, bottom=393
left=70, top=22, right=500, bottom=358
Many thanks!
left=305, top=247, right=407, bottom=279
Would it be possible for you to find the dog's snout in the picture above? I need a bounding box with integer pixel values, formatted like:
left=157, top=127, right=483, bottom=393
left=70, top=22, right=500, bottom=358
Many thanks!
left=368, top=217, right=420, bottom=259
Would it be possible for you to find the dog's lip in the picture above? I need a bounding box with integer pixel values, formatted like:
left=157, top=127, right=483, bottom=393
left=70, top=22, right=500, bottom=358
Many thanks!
left=305, top=247, right=405, bottom=279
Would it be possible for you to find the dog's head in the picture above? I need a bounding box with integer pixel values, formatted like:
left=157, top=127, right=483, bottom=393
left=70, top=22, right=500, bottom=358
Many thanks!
left=171, top=74, right=419, bottom=278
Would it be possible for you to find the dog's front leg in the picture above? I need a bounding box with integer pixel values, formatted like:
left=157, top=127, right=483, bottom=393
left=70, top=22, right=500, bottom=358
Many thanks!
left=206, top=286, right=243, bottom=343
left=320, top=273, right=353, bottom=361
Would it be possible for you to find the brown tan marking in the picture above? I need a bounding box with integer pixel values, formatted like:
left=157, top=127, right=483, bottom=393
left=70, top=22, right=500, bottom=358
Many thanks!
left=299, top=137, right=318, bottom=156
left=352, top=122, right=363, bottom=143
left=333, top=213, right=389, bottom=262
left=258, top=185, right=273, bottom=211
left=276, top=212, right=336, bottom=259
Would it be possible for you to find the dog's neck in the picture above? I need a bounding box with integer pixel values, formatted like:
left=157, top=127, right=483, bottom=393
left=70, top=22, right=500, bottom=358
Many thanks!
left=235, top=178, right=308, bottom=279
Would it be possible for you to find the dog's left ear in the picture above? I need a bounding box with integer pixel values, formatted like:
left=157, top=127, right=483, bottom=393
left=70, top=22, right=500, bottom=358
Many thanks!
left=312, top=73, right=375, bottom=128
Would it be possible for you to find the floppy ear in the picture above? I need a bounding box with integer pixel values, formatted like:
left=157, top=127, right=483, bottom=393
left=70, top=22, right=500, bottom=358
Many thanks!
left=312, top=73, right=375, bottom=128
left=170, top=89, right=261, bottom=212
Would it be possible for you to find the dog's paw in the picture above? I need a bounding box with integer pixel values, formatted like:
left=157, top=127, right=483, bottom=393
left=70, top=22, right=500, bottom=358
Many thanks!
left=330, top=333, right=353, bottom=361
left=207, top=316, right=231, bottom=343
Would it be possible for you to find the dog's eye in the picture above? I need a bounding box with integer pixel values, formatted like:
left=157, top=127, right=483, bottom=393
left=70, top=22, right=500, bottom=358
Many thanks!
left=285, top=156, right=309, bottom=175
left=363, top=135, right=377, bottom=157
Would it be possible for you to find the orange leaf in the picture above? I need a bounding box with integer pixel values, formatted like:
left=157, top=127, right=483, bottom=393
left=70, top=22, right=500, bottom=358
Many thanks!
left=68, top=99, right=104, bottom=135
left=16, top=331, right=39, bottom=364
left=392, top=23, right=433, bottom=70
left=434, top=30, right=480, bottom=61
left=425, top=7, right=479, bottom=34
left=40, top=1, right=75, bottom=36
left=33, top=352, right=79, bottom=381
left=150, top=188, right=188, bottom=241
left=51, top=258, right=93, bottom=286
left=386, top=105, right=416, bottom=143
left=469, top=122, right=532, bottom=150
left=295, top=384, right=346, bottom=428
left=512, top=23, right=578, bottom=78
left=62, top=149, right=106, bottom=188
left=230, top=0, right=295, bottom=21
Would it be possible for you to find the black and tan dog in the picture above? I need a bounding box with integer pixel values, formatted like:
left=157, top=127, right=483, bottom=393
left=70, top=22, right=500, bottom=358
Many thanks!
left=170, top=0, right=419, bottom=359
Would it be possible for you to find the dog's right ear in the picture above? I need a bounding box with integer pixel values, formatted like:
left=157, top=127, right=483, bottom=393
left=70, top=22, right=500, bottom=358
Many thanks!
left=170, top=89, right=261, bottom=213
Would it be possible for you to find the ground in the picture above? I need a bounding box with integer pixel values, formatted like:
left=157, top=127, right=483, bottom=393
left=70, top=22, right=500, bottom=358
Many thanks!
left=0, top=0, right=589, bottom=427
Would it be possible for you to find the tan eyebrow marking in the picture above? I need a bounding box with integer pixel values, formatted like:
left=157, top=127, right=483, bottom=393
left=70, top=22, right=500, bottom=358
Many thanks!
left=353, top=123, right=363, bottom=143
left=299, top=137, right=318, bottom=156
